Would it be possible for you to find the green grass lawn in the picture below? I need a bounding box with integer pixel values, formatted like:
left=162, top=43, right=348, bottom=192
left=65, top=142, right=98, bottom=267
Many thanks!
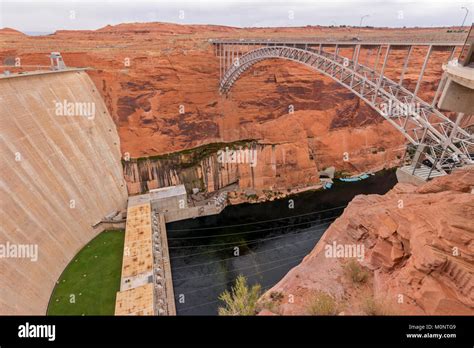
left=47, top=229, right=125, bottom=315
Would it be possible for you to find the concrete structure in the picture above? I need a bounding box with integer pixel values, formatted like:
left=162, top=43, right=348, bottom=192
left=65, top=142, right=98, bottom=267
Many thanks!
left=119, top=204, right=154, bottom=292
left=115, top=201, right=176, bottom=316
left=115, top=283, right=155, bottom=316
left=319, top=166, right=336, bottom=179
left=0, top=69, right=128, bottom=314
left=438, top=62, right=474, bottom=114
left=151, top=212, right=176, bottom=315
left=212, top=39, right=473, bottom=182
left=162, top=202, right=226, bottom=223
left=150, top=185, right=187, bottom=213
left=128, top=184, right=228, bottom=223
left=396, top=166, right=440, bottom=186
left=50, top=52, right=66, bottom=71
left=128, top=185, right=188, bottom=213
left=116, top=184, right=229, bottom=315
left=437, top=26, right=474, bottom=114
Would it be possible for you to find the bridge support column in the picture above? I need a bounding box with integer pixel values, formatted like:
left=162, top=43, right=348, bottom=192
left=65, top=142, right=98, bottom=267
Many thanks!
left=373, top=45, right=391, bottom=103
left=413, top=45, right=432, bottom=99
left=396, top=167, right=427, bottom=186
left=373, top=45, right=382, bottom=72
left=399, top=45, right=413, bottom=88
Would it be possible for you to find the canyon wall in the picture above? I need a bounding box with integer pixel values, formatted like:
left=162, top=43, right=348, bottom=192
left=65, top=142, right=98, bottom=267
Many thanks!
left=123, top=141, right=318, bottom=195
left=2, top=24, right=466, bottom=194
left=0, top=70, right=128, bottom=314
left=258, top=168, right=474, bottom=315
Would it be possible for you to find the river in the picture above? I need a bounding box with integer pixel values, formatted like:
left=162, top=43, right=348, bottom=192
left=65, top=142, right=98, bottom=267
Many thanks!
left=167, top=169, right=397, bottom=315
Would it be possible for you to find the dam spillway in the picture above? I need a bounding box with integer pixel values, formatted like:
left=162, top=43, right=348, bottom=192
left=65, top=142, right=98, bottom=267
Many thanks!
left=0, top=69, right=128, bottom=314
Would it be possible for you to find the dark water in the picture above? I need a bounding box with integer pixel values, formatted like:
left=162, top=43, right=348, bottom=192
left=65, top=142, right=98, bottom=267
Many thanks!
left=167, top=169, right=397, bottom=315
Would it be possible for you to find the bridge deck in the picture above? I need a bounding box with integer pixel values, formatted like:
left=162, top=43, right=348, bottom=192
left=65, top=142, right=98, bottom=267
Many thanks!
left=210, top=39, right=464, bottom=47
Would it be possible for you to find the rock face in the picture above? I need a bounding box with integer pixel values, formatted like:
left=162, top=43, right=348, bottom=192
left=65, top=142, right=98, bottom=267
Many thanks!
left=123, top=141, right=319, bottom=195
left=258, top=169, right=474, bottom=315
left=0, top=70, right=128, bottom=314
left=1, top=24, right=466, bottom=194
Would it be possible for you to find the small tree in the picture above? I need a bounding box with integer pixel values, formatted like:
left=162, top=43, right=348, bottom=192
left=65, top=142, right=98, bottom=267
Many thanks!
left=218, top=275, right=261, bottom=316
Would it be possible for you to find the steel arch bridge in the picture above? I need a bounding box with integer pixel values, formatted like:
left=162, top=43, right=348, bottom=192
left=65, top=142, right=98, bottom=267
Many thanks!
left=211, top=39, right=474, bottom=181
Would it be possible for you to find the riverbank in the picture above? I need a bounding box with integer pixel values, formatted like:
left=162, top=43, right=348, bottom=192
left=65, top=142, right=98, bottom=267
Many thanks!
left=224, top=168, right=396, bottom=206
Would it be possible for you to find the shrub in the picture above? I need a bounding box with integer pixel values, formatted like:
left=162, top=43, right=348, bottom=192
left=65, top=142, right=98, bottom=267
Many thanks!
left=256, top=291, right=284, bottom=314
left=218, top=275, right=261, bottom=316
left=307, top=292, right=338, bottom=315
left=344, top=259, right=369, bottom=284
left=269, top=291, right=284, bottom=301
left=362, top=296, right=393, bottom=315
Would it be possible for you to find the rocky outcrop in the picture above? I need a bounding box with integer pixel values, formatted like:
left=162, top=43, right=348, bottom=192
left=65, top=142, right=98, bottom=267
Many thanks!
left=123, top=141, right=319, bottom=195
left=258, top=169, right=474, bottom=315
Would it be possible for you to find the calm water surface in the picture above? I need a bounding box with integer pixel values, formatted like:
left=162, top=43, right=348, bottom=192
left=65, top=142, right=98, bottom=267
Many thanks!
left=167, top=170, right=397, bottom=315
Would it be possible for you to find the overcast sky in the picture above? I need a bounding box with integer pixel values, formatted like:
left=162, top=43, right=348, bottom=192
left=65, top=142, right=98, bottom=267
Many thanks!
left=0, top=0, right=472, bottom=34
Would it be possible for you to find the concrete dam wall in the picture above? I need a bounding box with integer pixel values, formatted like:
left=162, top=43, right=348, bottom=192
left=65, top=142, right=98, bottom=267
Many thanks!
left=0, top=70, right=128, bottom=314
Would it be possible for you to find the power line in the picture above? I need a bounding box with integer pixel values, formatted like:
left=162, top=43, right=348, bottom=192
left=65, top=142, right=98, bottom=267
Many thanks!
left=177, top=298, right=221, bottom=313
left=176, top=256, right=304, bottom=296
left=171, top=231, right=320, bottom=270
left=170, top=224, right=328, bottom=260
left=174, top=251, right=309, bottom=282
left=168, top=216, right=336, bottom=247
left=166, top=204, right=347, bottom=232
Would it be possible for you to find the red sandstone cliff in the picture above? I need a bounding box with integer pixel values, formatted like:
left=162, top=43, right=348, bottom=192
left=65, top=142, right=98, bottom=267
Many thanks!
left=258, top=169, right=474, bottom=315
left=0, top=23, right=468, bottom=194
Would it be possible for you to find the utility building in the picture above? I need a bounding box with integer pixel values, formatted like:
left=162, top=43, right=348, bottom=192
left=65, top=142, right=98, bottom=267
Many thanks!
left=149, top=185, right=188, bottom=213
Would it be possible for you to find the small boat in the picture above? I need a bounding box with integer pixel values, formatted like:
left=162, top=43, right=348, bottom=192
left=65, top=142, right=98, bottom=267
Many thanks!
left=339, top=173, right=370, bottom=182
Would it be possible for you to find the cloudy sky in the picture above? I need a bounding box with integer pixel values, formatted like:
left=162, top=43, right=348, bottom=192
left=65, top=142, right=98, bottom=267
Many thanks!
left=0, top=0, right=472, bottom=34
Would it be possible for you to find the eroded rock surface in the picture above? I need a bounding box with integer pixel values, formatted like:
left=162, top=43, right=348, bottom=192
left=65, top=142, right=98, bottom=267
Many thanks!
left=258, top=169, right=474, bottom=315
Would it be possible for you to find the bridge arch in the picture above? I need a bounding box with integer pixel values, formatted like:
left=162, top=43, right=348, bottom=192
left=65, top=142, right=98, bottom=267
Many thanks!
left=218, top=45, right=473, bottom=175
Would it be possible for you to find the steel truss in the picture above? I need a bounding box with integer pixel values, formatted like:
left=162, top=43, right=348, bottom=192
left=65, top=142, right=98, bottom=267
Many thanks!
left=213, top=41, right=473, bottom=179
